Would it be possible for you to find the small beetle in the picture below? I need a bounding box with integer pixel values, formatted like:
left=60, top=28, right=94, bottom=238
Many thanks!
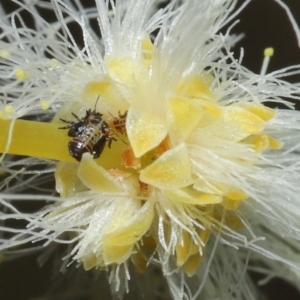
left=59, top=108, right=116, bottom=161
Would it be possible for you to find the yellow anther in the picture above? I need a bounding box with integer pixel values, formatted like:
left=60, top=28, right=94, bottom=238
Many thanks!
left=15, top=68, right=30, bottom=80
left=51, top=58, right=59, bottom=68
left=4, top=105, right=13, bottom=114
left=264, top=47, right=274, bottom=57
left=40, top=99, right=50, bottom=110
left=0, top=49, right=10, bottom=59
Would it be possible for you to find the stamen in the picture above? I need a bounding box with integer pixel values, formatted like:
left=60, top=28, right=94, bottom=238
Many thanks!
left=260, top=47, right=274, bottom=76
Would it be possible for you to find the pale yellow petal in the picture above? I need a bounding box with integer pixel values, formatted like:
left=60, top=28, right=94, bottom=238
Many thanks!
left=223, top=106, right=265, bottom=134
left=140, top=143, right=193, bottom=189
left=106, top=57, right=149, bottom=88
left=183, top=253, right=203, bottom=277
left=177, top=76, right=215, bottom=101
left=165, top=187, right=222, bottom=205
left=176, top=230, right=193, bottom=267
left=77, top=153, right=123, bottom=193
left=104, top=201, right=154, bottom=246
left=126, top=107, right=168, bottom=157
left=238, top=102, right=276, bottom=121
left=102, top=244, right=134, bottom=265
left=167, top=97, right=203, bottom=143
left=55, top=161, right=85, bottom=197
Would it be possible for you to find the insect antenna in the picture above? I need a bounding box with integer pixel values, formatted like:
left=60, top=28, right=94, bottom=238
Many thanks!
left=94, top=95, right=101, bottom=112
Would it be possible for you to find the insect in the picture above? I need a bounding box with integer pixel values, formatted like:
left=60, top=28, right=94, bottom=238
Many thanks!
left=59, top=105, right=116, bottom=162
left=109, top=111, right=128, bottom=135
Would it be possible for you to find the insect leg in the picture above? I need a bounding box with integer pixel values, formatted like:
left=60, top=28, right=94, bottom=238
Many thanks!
left=106, top=136, right=117, bottom=148
left=93, top=136, right=107, bottom=158
left=71, top=112, right=82, bottom=122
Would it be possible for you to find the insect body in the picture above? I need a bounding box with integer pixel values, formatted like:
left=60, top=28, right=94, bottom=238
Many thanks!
left=59, top=109, right=116, bottom=161
left=110, top=111, right=128, bottom=135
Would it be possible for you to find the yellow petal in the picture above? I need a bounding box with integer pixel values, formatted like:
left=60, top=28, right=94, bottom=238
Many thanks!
left=106, top=57, right=148, bottom=88
left=131, top=236, right=156, bottom=273
left=126, top=107, right=168, bottom=157
left=165, top=187, right=222, bottom=205
left=141, top=35, right=154, bottom=65
left=176, top=230, right=193, bottom=267
left=183, top=253, right=203, bottom=277
left=167, top=97, right=203, bottom=143
left=82, top=254, right=103, bottom=271
left=177, top=76, right=215, bottom=101
left=140, top=143, right=193, bottom=189
left=238, top=103, right=276, bottom=121
left=102, top=201, right=154, bottom=264
left=225, top=188, right=248, bottom=201
left=55, top=161, right=85, bottom=197
left=242, top=134, right=270, bottom=151
left=267, top=135, right=283, bottom=149
left=77, top=153, right=123, bottom=193
left=194, top=179, right=248, bottom=201
left=102, top=244, right=134, bottom=265
left=223, top=106, right=265, bottom=133
left=221, top=197, right=242, bottom=210
left=104, top=201, right=154, bottom=246
left=199, top=99, right=223, bottom=117
left=81, top=79, right=130, bottom=114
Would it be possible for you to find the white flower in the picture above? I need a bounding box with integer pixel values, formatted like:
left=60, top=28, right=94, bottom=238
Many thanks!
left=1, top=0, right=300, bottom=299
